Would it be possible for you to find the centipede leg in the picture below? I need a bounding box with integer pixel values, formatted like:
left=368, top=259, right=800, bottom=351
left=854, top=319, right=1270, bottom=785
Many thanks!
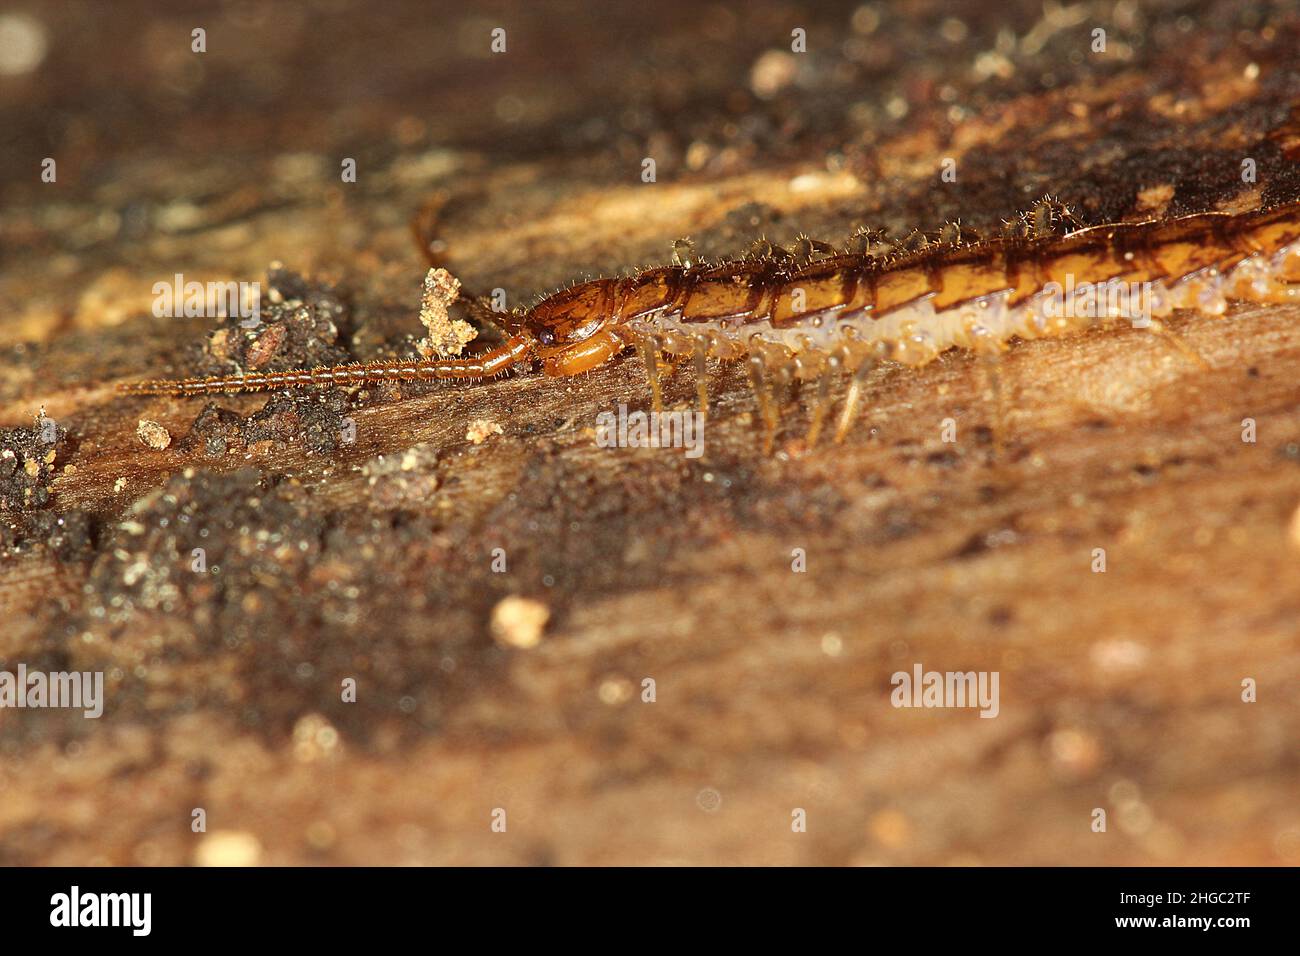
left=638, top=336, right=664, bottom=414
left=805, top=355, right=840, bottom=448
left=1146, top=319, right=1211, bottom=371
left=774, top=360, right=796, bottom=409
left=692, top=335, right=711, bottom=420
left=834, top=357, right=876, bottom=444
left=766, top=354, right=798, bottom=452
left=747, top=353, right=777, bottom=455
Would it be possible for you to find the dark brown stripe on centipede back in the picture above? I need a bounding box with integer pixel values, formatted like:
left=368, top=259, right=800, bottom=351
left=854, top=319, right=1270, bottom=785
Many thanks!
left=1206, top=210, right=1268, bottom=269
left=851, top=258, right=880, bottom=316
left=1204, top=212, right=1257, bottom=270
left=735, top=257, right=787, bottom=325
left=769, top=258, right=854, bottom=326
left=1119, top=222, right=1175, bottom=281
left=871, top=258, right=935, bottom=316
left=1143, top=214, right=1233, bottom=280
left=1225, top=207, right=1269, bottom=254
left=1236, top=204, right=1300, bottom=260
left=1037, top=231, right=1127, bottom=292
left=923, top=247, right=945, bottom=298
left=1259, top=202, right=1300, bottom=247
left=616, top=266, right=681, bottom=320
left=535, top=276, right=618, bottom=325
left=993, top=242, right=1021, bottom=305
left=833, top=256, right=875, bottom=316
left=926, top=245, right=1008, bottom=312
left=679, top=260, right=771, bottom=323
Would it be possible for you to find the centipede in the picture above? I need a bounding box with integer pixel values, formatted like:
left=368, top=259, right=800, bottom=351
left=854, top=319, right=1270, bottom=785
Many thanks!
left=119, top=196, right=1300, bottom=452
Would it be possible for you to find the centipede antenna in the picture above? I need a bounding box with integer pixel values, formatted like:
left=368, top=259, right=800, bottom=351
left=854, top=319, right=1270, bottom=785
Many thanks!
left=117, top=337, right=535, bottom=397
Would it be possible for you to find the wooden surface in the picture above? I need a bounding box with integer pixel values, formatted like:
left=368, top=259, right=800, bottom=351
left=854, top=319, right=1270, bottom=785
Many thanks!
left=0, top=0, right=1297, bottom=865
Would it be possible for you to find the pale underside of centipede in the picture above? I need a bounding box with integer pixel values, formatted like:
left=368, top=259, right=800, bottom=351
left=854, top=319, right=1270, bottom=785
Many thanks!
left=120, top=197, right=1300, bottom=449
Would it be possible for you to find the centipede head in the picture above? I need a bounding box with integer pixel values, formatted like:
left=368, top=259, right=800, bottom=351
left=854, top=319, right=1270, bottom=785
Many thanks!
left=515, top=278, right=626, bottom=377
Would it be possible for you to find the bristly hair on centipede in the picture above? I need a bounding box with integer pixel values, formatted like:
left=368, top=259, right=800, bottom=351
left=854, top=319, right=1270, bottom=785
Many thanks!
left=120, top=195, right=1300, bottom=454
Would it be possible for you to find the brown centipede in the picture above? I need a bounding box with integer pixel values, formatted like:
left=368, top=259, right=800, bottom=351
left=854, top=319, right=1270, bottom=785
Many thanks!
left=119, top=196, right=1300, bottom=451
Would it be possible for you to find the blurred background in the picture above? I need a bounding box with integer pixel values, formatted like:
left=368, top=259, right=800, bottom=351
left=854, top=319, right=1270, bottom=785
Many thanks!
left=0, top=0, right=1298, bottom=866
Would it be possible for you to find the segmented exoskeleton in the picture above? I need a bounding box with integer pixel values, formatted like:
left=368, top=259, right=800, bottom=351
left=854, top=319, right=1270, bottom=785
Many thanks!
left=120, top=197, right=1300, bottom=451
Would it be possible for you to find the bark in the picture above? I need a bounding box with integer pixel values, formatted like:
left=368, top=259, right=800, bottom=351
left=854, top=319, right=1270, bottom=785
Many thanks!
left=0, top=0, right=1297, bottom=865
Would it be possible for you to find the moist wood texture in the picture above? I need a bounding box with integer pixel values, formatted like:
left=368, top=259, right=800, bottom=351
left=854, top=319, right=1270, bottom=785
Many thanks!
left=1, top=0, right=1298, bottom=865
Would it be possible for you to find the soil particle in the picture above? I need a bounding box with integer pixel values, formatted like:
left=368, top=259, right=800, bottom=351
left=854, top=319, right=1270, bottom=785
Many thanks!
left=179, top=390, right=352, bottom=458
left=1, top=508, right=94, bottom=560
left=0, top=414, right=66, bottom=511
left=193, top=266, right=353, bottom=377
left=136, top=419, right=171, bottom=450
left=57, top=468, right=510, bottom=746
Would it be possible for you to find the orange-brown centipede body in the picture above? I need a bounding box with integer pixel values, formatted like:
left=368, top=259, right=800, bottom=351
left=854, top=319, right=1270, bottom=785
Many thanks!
left=120, top=196, right=1300, bottom=448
